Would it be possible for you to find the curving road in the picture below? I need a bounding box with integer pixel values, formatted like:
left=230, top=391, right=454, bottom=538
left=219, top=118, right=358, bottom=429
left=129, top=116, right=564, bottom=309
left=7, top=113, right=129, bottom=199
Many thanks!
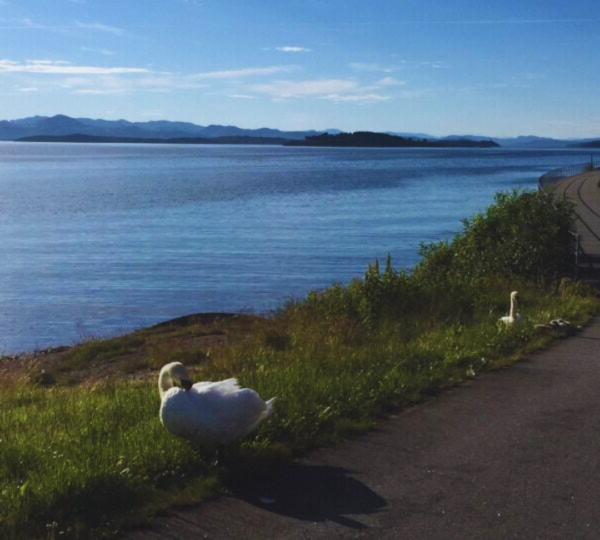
left=550, top=170, right=600, bottom=264
left=126, top=176, right=600, bottom=539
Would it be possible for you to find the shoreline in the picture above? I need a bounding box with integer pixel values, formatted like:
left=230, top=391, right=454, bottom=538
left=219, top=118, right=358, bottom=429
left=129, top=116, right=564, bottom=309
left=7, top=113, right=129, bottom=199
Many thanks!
left=0, top=311, right=265, bottom=386
left=0, top=311, right=253, bottom=360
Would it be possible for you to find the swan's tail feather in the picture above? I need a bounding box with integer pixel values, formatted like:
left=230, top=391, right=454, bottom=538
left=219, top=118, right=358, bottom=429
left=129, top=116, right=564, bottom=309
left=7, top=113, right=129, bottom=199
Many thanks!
left=265, top=397, right=276, bottom=417
left=241, top=397, right=276, bottom=436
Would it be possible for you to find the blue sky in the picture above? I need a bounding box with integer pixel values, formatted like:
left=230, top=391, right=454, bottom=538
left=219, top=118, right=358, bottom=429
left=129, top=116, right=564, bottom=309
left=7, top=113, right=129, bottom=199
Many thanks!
left=1, top=0, right=599, bottom=137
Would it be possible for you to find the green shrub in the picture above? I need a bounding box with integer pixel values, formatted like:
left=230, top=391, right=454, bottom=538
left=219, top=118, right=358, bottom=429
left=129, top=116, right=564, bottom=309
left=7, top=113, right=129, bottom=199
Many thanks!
left=415, top=189, right=576, bottom=285
left=558, top=277, right=597, bottom=298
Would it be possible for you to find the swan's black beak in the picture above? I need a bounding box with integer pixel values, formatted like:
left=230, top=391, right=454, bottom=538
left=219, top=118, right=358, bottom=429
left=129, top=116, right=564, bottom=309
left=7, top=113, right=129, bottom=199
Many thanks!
left=181, top=379, right=193, bottom=391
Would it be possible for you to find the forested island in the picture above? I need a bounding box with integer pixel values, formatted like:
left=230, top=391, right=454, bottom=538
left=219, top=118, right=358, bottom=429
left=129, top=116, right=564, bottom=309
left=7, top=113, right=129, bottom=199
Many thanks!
left=284, top=131, right=500, bottom=148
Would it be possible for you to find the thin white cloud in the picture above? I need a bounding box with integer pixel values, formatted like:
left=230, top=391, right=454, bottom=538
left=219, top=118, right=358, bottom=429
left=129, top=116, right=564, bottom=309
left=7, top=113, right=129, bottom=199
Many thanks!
left=376, top=77, right=406, bottom=87
left=0, top=17, right=44, bottom=29
left=275, top=46, right=311, bottom=53
left=456, top=81, right=529, bottom=94
left=350, top=62, right=394, bottom=73
left=0, top=17, right=125, bottom=34
left=354, top=59, right=447, bottom=71
left=42, top=65, right=297, bottom=95
left=412, top=60, right=446, bottom=69
left=0, top=60, right=148, bottom=74
left=320, top=93, right=390, bottom=103
left=73, top=89, right=122, bottom=95
left=190, top=66, right=297, bottom=80
left=2, top=56, right=404, bottom=105
left=25, top=59, right=70, bottom=65
left=81, top=47, right=115, bottom=56
left=250, top=77, right=399, bottom=104
left=0, top=58, right=216, bottom=96
left=251, top=78, right=358, bottom=98
left=75, top=21, right=124, bottom=36
left=60, top=73, right=207, bottom=94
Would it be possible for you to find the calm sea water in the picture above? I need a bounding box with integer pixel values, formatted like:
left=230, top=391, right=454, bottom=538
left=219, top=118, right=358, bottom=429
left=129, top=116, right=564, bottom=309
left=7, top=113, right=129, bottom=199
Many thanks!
left=1, top=142, right=598, bottom=353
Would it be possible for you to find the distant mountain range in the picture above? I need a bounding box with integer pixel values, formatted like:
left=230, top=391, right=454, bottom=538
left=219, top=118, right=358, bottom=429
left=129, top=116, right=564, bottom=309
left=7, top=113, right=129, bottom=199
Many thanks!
left=2, top=114, right=599, bottom=148
left=0, top=114, right=340, bottom=142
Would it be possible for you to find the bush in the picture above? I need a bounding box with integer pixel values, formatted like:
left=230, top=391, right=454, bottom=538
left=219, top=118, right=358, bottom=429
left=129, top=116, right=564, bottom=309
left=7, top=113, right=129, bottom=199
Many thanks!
left=299, top=189, right=581, bottom=338
left=558, top=277, right=597, bottom=298
left=415, top=189, right=576, bottom=286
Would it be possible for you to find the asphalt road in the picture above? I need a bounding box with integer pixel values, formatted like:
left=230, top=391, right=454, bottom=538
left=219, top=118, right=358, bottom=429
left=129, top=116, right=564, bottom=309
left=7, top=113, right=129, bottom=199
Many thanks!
left=127, top=319, right=600, bottom=539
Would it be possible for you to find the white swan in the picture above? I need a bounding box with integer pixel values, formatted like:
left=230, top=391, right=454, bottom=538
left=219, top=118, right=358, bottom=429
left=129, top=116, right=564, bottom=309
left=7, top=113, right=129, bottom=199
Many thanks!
left=499, top=291, right=522, bottom=325
left=158, top=362, right=275, bottom=448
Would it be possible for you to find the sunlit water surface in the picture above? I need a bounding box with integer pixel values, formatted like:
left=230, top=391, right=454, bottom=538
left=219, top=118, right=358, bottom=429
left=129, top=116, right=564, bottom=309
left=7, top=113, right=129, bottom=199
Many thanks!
left=1, top=143, right=598, bottom=353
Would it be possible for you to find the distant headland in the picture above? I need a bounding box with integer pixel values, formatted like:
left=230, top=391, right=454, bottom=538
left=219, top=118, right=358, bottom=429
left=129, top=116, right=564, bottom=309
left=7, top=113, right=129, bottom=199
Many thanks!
left=570, top=140, right=600, bottom=149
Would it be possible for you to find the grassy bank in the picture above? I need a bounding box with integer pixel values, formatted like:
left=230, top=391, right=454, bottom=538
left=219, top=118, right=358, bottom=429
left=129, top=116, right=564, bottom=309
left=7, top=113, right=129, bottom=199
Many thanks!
left=1, top=189, right=597, bottom=538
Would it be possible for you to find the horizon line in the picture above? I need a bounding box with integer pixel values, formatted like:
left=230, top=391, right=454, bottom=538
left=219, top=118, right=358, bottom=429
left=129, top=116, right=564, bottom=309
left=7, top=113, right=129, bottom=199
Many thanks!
left=1, top=113, right=598, bottom=141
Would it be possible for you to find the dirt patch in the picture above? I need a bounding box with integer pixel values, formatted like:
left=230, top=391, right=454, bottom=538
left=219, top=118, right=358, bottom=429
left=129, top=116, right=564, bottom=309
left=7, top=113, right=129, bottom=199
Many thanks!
left=0, top=312, right=266, bottom=387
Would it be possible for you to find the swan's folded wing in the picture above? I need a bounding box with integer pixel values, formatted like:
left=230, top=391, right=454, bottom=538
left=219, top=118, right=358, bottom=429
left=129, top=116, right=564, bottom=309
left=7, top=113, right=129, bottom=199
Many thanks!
left=216, top=388, right=274, bottom=437
left=191, top=381, right=213, bottom=391
left=161, top=381, right=275, bottom=447
left=192, top=378, right=240, bottom=395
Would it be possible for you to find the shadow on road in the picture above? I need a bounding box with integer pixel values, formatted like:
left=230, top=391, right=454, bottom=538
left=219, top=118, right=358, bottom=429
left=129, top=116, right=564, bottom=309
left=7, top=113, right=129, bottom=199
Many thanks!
left=225, top=461, right=386, bottom=529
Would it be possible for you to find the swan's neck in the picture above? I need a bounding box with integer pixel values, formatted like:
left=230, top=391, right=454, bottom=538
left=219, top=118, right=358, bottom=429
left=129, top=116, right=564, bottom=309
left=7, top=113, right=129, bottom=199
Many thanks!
left=509, top=296, right=517, bottom=318
left=158, top=369, right=173, bottom=399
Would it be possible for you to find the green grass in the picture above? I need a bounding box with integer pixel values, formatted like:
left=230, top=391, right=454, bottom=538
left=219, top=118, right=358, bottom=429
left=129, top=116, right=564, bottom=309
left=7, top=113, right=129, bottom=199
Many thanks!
left=43, top=313, right=260, bottom=385
left=0, top=380, right=219, bottom=538
left=1, top=279, right=596, bottom=538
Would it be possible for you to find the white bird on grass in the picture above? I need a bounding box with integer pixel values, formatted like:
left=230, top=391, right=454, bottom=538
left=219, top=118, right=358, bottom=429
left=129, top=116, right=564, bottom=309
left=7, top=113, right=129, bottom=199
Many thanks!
left=158, top=362, right=275, bottom=448
left=499, top=291, right=522, bottom=326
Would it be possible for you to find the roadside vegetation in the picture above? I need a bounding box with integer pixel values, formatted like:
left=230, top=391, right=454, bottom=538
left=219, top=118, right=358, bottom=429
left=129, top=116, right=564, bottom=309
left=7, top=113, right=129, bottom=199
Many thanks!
left=0, top=189, right=597, bottom=538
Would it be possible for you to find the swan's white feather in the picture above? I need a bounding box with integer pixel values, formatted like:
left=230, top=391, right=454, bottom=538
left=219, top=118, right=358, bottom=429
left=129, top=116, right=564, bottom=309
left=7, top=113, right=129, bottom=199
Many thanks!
left=159, top=370, right=275, bottom=447
left=499, top=291, right=522, bottom=326
left=499, top=312, right=522, bottom=325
